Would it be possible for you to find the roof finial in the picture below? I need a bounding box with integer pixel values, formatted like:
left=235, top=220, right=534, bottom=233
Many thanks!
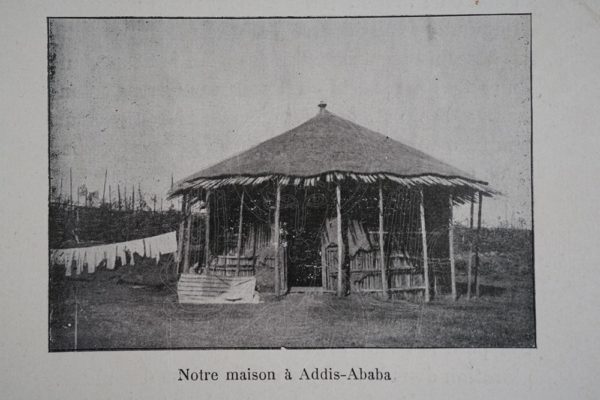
left=318, top=101, right=327, bottom=114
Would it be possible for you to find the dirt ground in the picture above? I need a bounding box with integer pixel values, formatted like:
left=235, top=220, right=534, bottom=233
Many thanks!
left=48, top=235, right=535, bottom=350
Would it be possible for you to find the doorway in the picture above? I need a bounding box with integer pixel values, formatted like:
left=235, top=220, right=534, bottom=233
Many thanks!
left=279, top=186, right=331, bottom=288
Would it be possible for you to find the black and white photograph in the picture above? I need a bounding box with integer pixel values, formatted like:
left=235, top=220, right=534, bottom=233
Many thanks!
left=47, top=15, right=534, bottom=350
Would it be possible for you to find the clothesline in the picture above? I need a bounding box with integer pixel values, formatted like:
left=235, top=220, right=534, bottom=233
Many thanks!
left=50, top=231, right=178, bottom=276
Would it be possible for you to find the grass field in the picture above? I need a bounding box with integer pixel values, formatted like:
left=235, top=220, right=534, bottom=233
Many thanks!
left=49, top=227, right=535, bottom=350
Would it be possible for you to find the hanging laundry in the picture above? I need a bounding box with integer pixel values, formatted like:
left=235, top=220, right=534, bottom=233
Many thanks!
left=63, top=250, right=74, bottom=277
left=117, top=245, right=127, bottom=267
left=50, top=231, right=179, bottom=276
left=89, top=249, right=97, bottom=274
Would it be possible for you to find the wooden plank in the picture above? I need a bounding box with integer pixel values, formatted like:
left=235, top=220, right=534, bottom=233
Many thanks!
left=419, top=188, right=430, bottom=302
left=336, top=184, right=343, bottom=297
left=177, top=285, right=229, bottom=291
left=356, top=287, right=426, bottom=293
left=467, top=195, right=475, bottom=299
left=449, top=193, right=457, bottom=300
left=475, top=191, right=483, bottom=297
left=273, top=183, right=281, bottom=297
left=177, top=280, right=231, bottom=286
left=236, top=191, right=245, bottom=276
left=378, top=181, right=389, bottom=299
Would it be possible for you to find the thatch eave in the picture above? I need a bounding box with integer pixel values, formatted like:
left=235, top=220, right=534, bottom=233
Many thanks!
left=167, top=170, right=497, bottom=200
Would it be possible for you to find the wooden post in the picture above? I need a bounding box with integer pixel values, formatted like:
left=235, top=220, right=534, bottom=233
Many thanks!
left=131, top=185, right=135, bottom=213
left=205, top=191, right=211, bottom=272
left=467, top=195, right=475, bottom=299
left=474, top=191, right=483, bottom=297
left=336, top=184, right=343, bottom=297
left=449, top=193, right=457, bottom=300
left=183, top=194, right=193, bottom=273
left=236, top=190, right=245, bottom=276
left=73, top=287, right=78, bottom=350
left=419, top=188, right=430, bottom=303
left=176, top=194, right=187, bottom=272
left=69, top=167, right=73, bottom=207
left=378, top=181, right=389, bottom=299
left=273, top=184, right=281, bottom=296
left=102, top=169, right=107, bottom=204
left=117, top=184, right=121, bottom=210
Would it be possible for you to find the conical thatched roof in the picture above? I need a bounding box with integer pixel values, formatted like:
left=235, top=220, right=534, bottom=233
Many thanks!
left=170, top=104, right=492, bottom=197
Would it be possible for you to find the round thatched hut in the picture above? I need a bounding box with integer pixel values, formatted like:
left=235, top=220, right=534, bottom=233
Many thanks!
left=168, top=103, right=493, bottom=302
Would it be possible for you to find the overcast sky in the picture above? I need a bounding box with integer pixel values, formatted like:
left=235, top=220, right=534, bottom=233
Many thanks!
left=49, top=16, right=531, bottom=227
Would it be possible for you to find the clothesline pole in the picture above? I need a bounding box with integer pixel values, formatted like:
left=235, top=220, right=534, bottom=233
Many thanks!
left=73, top=286, right=78, bottom=351
left=236, top=190, right=245, bottom=276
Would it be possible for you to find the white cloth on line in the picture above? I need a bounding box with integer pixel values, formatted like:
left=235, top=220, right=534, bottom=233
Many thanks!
left=50, top=231, right=178, bottom=276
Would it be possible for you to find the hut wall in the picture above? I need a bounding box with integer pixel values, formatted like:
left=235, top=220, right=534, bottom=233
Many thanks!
left=324, top=247, right=425, bottom=293
left=328, top=188, right=451, bottom=297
